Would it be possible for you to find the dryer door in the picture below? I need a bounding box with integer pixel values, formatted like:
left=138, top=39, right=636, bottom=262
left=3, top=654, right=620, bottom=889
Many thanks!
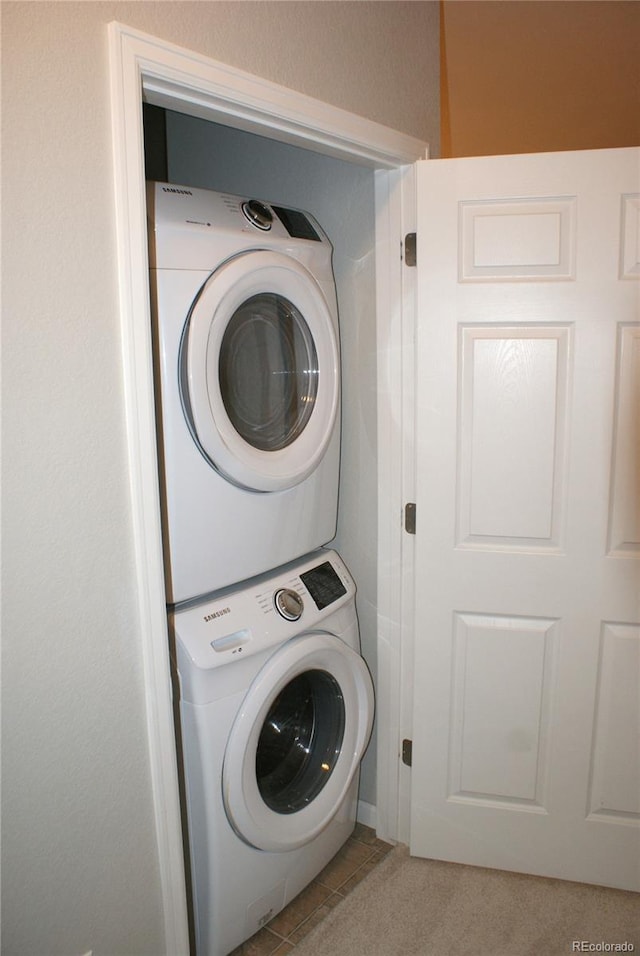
left=222, top=633, right=374, bottom=852
left=181, top=250, right=339, bottom=492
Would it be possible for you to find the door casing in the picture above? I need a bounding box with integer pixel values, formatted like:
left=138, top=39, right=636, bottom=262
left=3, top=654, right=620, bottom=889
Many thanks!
left=108, top=21, right=425, bottom=953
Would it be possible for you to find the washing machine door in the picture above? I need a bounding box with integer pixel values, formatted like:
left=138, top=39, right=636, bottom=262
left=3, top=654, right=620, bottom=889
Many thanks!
left=222, top=633, right=374, bottom=852
left=181, top=250, right=339, bottom=492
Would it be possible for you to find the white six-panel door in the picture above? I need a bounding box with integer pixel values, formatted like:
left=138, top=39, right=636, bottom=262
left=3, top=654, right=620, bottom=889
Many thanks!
left=411, top=148, right=640, bottom=891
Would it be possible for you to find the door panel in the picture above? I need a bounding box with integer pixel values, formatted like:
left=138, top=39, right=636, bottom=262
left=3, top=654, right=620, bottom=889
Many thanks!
left=411, top=148, right=639, bottom=891
left=182, top=250, right=339, bottom=491
left=223, top=633, right=374, bottom=852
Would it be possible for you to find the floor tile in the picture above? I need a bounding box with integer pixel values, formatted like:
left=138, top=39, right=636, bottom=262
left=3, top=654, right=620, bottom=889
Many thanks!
left=237, top=926, right=285, bottom=955
left=314, top=836, right=375, bottom=891
left=236, top=825, right=391, bottom=953
left=288, top=902, right=335, bottom=945
left=352, top=822, right=394, bottom=854
left=266, top=880, right=332, bottom=936
left=339, top=852, right=384, bottom=896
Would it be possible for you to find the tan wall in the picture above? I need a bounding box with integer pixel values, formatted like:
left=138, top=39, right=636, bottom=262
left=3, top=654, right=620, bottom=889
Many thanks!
left=441, top=0, right=640, bottom=157
left=2, top=3, right=438, bottom=954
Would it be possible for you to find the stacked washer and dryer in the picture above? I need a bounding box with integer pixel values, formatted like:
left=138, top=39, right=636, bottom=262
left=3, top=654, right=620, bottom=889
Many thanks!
left=147, top=183, right=375, bottom=956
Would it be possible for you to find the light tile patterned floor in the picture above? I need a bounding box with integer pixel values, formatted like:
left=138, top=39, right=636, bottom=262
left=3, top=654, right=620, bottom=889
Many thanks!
left=230, top=824, right=394, bottom=955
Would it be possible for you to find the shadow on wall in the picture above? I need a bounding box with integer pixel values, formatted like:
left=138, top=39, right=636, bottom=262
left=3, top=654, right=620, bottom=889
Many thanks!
left=440, top=0, right=640, bottom=157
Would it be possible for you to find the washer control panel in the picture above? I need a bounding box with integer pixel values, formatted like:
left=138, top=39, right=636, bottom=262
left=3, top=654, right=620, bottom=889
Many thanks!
left=274, top=588, right=304, bottom=621
left=170, top=549, right=355, bottom=677
left=300, top=560, right=347, bottom=610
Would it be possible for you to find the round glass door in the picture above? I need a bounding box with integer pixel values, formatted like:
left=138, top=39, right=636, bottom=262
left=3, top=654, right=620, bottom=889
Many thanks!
left=256, top=669, right=345, bottom=814
left=219, top=293, right=319, bottom=453
left=182, top=251, right=339, bottom=493
left=222, top=633, right=374, bottom=852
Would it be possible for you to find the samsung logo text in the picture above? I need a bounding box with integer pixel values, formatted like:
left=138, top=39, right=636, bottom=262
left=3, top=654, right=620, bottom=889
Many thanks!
left=203, top=607, right=231, bottom=623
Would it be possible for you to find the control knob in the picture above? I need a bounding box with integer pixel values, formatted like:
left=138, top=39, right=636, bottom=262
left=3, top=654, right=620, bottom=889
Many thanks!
left=241, top=199, right=273, bottom=231
left=274, top=588, right=304, bottom=621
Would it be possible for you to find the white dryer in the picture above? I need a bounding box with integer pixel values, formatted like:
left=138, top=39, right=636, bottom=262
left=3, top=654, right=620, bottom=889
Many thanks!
left=170, top=549, right=374, bottom=956
left=147, top=183, right=342, bottom=604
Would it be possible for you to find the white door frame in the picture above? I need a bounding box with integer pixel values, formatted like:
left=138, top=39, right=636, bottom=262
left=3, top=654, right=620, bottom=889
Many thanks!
left=108, top=21, right=426, bottom=953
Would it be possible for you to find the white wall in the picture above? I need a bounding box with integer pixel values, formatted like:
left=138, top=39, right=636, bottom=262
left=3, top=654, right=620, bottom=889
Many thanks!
left=2, top=3, right=439, bottom=953
left=164, top=114, right=379, bottom=804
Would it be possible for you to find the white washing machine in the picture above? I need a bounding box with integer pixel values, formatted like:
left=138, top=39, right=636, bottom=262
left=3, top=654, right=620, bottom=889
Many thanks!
left=170, top=549, right=374, bottom=956
left=147, top=183, right=342, bottom=604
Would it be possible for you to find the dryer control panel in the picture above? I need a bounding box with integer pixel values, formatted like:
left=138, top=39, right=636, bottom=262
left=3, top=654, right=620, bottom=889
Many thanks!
left=147, top=182, right=331, bottom=272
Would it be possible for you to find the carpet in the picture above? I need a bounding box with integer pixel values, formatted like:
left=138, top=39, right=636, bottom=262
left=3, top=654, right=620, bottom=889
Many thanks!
left=293, top=845, right=640, bottom=956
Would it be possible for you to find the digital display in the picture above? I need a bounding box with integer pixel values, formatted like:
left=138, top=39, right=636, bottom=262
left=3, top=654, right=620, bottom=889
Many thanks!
left=300, top=561, right=347, bottom=610
left=272, top=206, right=321, bottom=242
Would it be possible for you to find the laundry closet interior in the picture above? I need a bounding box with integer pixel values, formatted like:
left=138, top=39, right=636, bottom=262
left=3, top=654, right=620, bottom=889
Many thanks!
left=144, top=103, right=381, bottom=811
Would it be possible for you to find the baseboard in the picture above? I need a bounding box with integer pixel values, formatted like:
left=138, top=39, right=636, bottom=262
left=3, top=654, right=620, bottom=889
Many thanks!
left=356, top=800, right=376, bottom=830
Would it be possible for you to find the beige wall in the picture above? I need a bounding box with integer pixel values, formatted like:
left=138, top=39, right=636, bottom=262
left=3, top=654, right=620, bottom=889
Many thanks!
left=2, top=3, right=439, bottom=954
left=441, top=0, right=640, bottom=157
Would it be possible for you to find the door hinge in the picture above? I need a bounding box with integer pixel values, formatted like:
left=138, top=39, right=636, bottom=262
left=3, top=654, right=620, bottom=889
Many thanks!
left=404, top=232, right=417, bottom=267
left=402, top=738, right=413, bottom=767
left=404, top=502, right=416, bottom=534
